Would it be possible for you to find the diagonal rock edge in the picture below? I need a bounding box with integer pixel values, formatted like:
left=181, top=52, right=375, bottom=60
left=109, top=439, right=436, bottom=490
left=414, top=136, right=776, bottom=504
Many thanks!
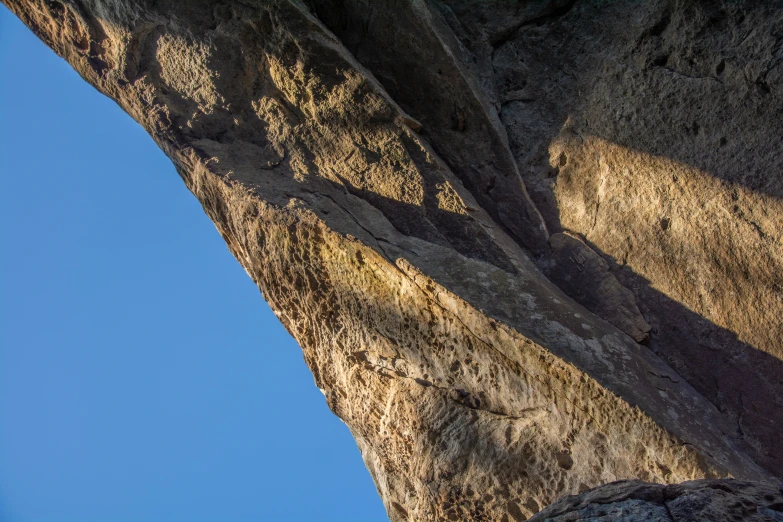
left=4, top=0, right=779, bottom=520
left=306, top=0, right=783, bottom=473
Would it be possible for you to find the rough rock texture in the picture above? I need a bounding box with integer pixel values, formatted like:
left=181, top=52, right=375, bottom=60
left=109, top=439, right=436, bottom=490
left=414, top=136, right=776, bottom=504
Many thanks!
left=4, top=0, right=781, bottom=520
left=529, top=479, right=783, bottom=522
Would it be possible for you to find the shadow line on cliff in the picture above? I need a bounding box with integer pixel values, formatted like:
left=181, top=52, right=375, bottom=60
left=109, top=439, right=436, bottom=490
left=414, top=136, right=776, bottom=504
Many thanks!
left=20, top=0, right=781, bottom=481
left=330, top=179, right=783, bottom=479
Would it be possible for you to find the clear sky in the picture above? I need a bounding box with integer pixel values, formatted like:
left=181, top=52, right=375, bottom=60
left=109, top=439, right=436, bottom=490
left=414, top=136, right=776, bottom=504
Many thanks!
left=0, top=6, right=387, bottom=522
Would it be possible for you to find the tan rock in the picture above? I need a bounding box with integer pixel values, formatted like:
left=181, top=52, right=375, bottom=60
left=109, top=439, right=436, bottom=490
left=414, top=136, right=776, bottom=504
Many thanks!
left=4, top=0, right=780, bottom=520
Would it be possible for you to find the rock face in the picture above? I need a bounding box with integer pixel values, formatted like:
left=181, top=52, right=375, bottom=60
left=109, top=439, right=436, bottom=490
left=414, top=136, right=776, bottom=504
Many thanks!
left=4, top=0, right=781, bottom=520
left=529, top=479, right=783, bottom=522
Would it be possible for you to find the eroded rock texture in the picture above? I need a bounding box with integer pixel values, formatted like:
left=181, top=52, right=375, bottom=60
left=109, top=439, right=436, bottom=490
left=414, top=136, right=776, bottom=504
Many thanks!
left=529, top=479, right=783, bottom=522
left=4, top=0, right=781, bottom=520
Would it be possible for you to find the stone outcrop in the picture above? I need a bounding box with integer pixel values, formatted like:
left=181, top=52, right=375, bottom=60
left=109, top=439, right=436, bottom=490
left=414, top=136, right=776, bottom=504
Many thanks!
left=529, top=479, right=783, bottom=522
left=4, top=0, right=781, bottom=520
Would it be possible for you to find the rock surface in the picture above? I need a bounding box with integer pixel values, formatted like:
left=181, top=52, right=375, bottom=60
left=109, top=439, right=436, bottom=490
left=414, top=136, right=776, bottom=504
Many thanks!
left=529, top=479, right=783, bottom=522
left=4, top=0, right=781, bottom=520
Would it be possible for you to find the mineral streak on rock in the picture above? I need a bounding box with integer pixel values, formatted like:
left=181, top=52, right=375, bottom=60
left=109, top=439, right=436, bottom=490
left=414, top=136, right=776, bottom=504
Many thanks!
left=4, top=0, right=781, bottom=520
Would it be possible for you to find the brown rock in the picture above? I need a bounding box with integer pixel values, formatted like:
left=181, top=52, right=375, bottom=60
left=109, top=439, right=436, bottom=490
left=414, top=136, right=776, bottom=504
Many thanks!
left=3, top=0, right=781, bottom=520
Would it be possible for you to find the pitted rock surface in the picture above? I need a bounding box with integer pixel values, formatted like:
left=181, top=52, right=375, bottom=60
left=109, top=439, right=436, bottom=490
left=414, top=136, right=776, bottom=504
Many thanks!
left=529, top=479, right=783, bottom=522
left=4, top=0, right=781, bottom=520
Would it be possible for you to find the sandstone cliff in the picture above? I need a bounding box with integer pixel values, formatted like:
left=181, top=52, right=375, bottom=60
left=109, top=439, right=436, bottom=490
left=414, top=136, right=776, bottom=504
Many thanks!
left=4, top=0, right=781, bottom=520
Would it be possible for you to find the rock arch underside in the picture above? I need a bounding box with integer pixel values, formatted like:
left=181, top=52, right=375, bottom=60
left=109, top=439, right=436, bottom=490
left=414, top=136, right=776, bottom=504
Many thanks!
left=5, top=0, right=782, bottom=520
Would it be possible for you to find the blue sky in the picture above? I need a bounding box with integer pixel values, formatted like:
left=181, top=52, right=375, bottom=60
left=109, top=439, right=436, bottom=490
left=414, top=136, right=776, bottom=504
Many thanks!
left=0, top=6, right=386, bottom=522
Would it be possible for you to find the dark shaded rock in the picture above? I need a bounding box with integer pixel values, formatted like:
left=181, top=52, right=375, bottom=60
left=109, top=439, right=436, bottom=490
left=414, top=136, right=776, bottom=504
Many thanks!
left=530, top=479, right=783, bottom=522
left=545, top=232, right=651, bottom=342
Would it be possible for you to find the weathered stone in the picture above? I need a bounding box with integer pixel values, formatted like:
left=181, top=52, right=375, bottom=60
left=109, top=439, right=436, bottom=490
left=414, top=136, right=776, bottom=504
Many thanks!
left=485, top=0, right=783, bottom=472
left=545, top=232, right=651, bottom=343
left=4, top=0, right=781, bottom=520
left=529, top=479, right=783, bottom=522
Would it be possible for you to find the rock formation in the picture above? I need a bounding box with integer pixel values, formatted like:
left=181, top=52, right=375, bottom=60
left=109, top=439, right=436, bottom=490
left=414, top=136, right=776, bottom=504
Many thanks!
left=529, top=479, right=783, bottom=522
left=4, top=0, right=781, bottom=520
